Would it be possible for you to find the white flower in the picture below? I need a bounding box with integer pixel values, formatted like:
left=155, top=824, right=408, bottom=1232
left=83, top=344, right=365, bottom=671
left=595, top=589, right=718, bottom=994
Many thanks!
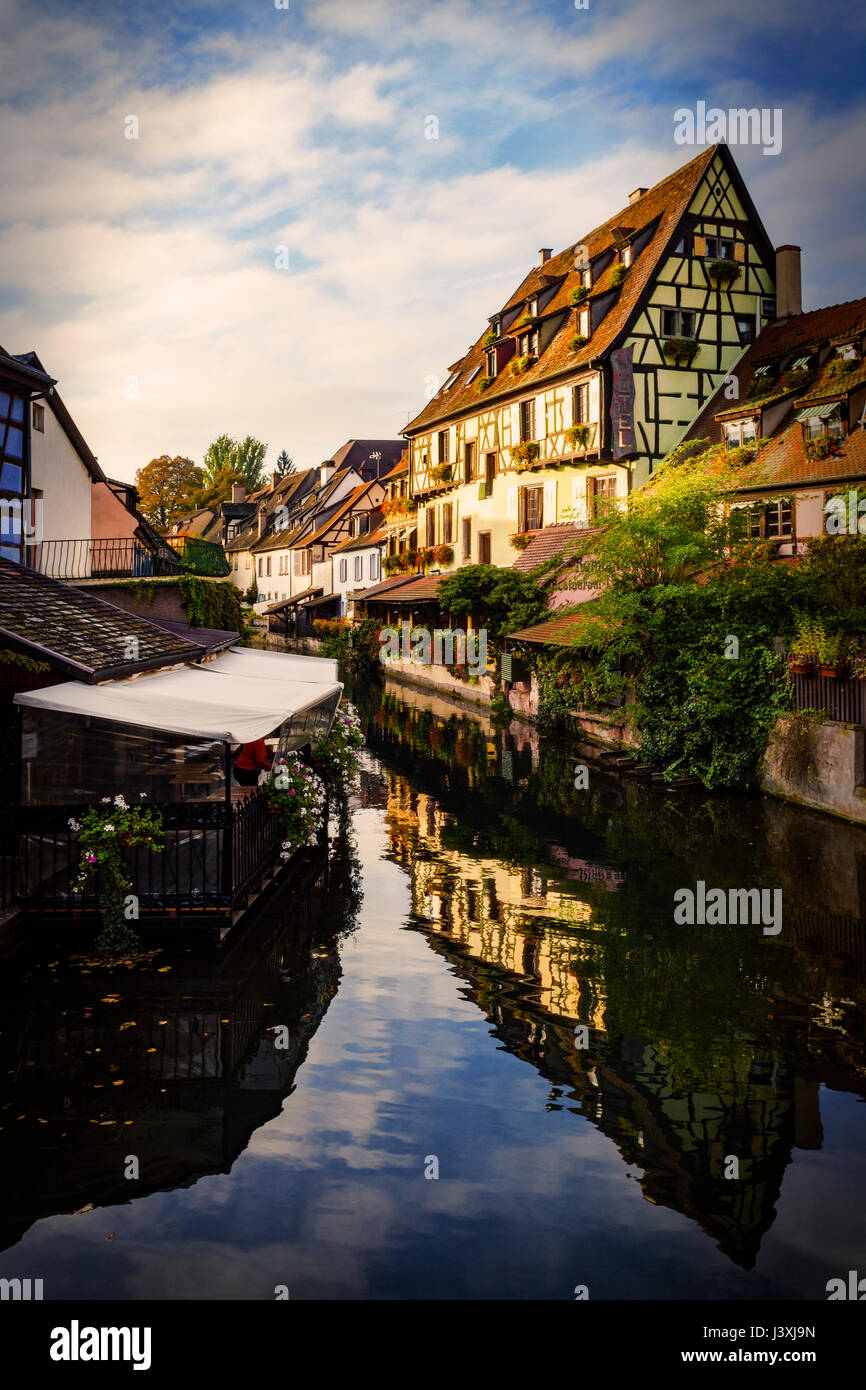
left=103, top=823, right=115, bottom=833
left=101, top=797, right=111, bottom=803
left=67, top=818, right=80, bottom=830
left=114, top=795, right=128, bottom=809
left=139, top=792, right=147, bottom=799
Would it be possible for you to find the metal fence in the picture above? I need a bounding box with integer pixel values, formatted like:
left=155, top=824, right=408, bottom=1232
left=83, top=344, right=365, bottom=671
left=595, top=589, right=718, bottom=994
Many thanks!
left=787, top=665, right=866, bottom=724
left=33, top=538, right=185, bottom=581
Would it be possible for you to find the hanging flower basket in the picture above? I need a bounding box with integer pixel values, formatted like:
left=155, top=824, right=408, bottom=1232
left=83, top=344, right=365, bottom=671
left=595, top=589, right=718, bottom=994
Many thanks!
left=512, top=441, right=540, bottom=467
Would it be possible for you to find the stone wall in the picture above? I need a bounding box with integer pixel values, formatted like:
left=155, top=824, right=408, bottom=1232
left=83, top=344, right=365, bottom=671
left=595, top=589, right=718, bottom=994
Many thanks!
left=762, top=715, right=866, bottom=825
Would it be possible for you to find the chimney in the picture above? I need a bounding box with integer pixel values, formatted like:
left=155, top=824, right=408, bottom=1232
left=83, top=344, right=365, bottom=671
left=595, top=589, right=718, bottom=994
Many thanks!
left=539, top=248, right=552, bottom=264
left=271, top=470, right=281, bottom=490
left=628, top=187, right=648, bottom=205
left=231, top=482, right=246, bottom=504
left=320, top=460, right=335, bottom=487
left=257, top=509, right=266, bottom=539
left=775, top=245, right=802, bottom=317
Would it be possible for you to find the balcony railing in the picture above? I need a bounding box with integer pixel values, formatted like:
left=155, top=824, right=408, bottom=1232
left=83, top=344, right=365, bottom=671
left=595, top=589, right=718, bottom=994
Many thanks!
left=32, top=536, right=231, bottom=582
left=11, top=785, right=328, bottom=928
left=33, top=538, right=186, bottom=581
left=787, top=662, right=866, bottom=724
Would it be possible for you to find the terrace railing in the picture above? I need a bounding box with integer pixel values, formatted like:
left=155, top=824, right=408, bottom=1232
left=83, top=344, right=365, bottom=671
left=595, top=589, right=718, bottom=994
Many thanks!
left=33, top=537, right=185, bottom=581
left=164, top=536, right=232, bottom=577
left=13, top=785, right=328, bottom=928
left=787, top=662, right=866, bottom=724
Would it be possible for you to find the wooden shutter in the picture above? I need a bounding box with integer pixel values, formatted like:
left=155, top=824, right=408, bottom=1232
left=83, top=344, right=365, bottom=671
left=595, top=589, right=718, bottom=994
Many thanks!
left=506, top=486, right=518, bottom=520
left=543, top=479, right=557, bottom=523
left=571, top=476, right=588, bottom=526
left=536, top=393, right=547, bottom=438
left=510, top=403, right=520, bottom=443
left=734, top=241, right=746, bottom=263
left=693, top=234, right=707, bottom=257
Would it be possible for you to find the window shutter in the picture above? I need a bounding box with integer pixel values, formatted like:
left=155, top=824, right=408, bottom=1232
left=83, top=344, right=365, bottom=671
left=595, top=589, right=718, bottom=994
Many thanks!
left=507, top=486, right=518, bottom=520
left=693, top=234, right=707, bottom=257
left=536, top=394, right=546, bottom=437
left=734, top=241, right=746, bottom=263
left=565, top=386, right=574, bottom=428
left=543, top=479, right=557, bottom=523
left=571, top=476, right=588, bottom=526
left=510, top=403, right=520, bottom=443
left=449, top=425, right=457, bottom=462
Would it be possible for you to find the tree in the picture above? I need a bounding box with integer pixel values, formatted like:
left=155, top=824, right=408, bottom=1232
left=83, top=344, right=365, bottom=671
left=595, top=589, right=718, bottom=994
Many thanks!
left=135, top=456, right=204, bottom=530
left=194, top=465, right=246, bottom=512
left=202, top=434, right=268, bottom=492
left=276, top=450, right=295, bottom=475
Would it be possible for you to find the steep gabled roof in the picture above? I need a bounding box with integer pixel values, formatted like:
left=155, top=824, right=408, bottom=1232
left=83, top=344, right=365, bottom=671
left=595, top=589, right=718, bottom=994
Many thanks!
left=405, top=147, right=737, bottom=435
left=14, top=350, right=106, bottom=483
left=302, top=482, right=379, bottom=547
left=735, top=423, right=866, bottom=493
left=332, top=521, right=388, bottom=554
left=511, top=523, right=590, bottom=573
left=0, top=559, right=205, bottom=681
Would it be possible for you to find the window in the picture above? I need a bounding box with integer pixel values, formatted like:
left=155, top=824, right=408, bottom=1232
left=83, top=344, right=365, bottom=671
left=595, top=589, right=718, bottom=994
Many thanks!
left=0, top=389, right=26, bottom=556
left=580, top=267, right=592, bottom=289
left=369, top=553, right=378, bottom=580
left=293, top=550, right=311, bottom=576
left=426, top=509, right=435, bottom=546
left=528, top=296, right=538, bottom=317
left=736, top=316, right=754, bottom=347
left=258, top=558, right=263, bottom=577
left=353, top=514, right=370, bottom=537
left=704, top=236, right=734, bottom=260
left=803, top=407, right=844, bottom=441
left=339, top=558, right=347, bottom=582
left=486, top=349, right=497, bottom=377
left=485, top=452, right=497, bottom=489
left=519, top=398, right=536, bottom=442
left=724, top=418, right=757, bottom=447
left=478, top=532, right=491, bottom=564
left=519, top=485, right=543, bottom=532
left=578, top=308, right=590, bottom=338
left=437, top=429, right=449, bottom=464
left=266, top=556, right=272, bottom=576
left=761, top=297, right=776, bottom=322
left=620, top=245, right=632, bottom=268
left=590, top=475, right=617, bottom=519
left=462, top=518, right=472, bottom=559
left=32, top=403, right=44, bottom=432
left=749, top=500, right=792, bottom=540
left=837, top=343, right=858, bottom=362
left=464, top=441, right=476, bottom=483
left=490, top=316, right=501, bottom=338
left=442, top=503, right=453, bottom=544
left=572, top=381, right=590, bottom=424
left=354, top=555, right=363, bottom=580
left=661, top=307, right=696, bottom=338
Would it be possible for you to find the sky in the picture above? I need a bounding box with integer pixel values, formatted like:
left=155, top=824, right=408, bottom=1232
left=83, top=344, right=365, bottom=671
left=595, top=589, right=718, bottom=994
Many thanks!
left=1, top=0, right=865, bottom=484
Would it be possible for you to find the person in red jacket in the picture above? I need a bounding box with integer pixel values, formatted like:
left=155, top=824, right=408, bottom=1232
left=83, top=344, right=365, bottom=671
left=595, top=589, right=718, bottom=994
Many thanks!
left=233, top=738, right=274, bottom=786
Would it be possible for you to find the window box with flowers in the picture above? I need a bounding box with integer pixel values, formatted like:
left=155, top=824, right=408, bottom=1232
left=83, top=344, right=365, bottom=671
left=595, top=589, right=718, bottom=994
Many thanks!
left=510, top=532, right=533, bottom=550
left=706, top=259, right=741, bottom=288
left=477, top=374, right=493, bottom=394
left=565, top=423, right=596, bottom=451
left=850, top=654, right=866, bottom=681
left=568, top=285, right=589, bottom=305
left=780, top=363, right=812, bottom=393
left=382, top=495, right=417, bottom=525
left=510, top=354, right=533, bottom=376
left=569, top=334, right=588, bottom=353
left=805, top=434, right=843, bottom=462
left=817, top=630, right=849, bottom=679
left=482, top=330, right=496, bottom=348
left=416, top=546, right=435, bottom=568
left=610, top=263, right=629, bottom=286
left=662, top=337, right=700, bottom=367
left=430, top=462, right=453, bottom=484
left=433, top=544, right=454, bottom=565
left=512, top=441, right=540, bottom=467
left=514, top=311, right=533, bottom=329
left=825, top=356, right=856, bottom=381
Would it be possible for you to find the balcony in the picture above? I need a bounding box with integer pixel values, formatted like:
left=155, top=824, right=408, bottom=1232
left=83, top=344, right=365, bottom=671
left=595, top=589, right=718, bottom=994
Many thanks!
left=32, top=536, right=230, bottom=582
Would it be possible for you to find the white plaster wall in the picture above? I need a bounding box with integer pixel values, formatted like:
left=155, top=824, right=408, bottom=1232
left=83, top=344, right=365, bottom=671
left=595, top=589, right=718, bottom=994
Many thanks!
left=29, top=406, right=92, bottom=543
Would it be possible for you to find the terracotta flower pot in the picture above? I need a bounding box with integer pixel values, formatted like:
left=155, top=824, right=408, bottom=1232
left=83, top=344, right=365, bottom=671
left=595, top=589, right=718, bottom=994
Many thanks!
left=788, top=659, right=814, bottom=675
left=819, top=662, right=848, bottom=679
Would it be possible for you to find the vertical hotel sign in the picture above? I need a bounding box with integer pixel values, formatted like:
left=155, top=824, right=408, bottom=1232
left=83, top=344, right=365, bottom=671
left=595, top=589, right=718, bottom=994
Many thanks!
left=610, top=345, right=636, bottom=460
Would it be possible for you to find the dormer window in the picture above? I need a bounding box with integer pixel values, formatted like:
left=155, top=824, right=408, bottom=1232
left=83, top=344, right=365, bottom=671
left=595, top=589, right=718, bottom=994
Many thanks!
left=620, top=245, right=632, bottom=268
left=798, top=404, right=845, bottom=441
left=518, top=330, right=539, bottom=358
left=528, top=296, right=538, bottom=318
left=485, top=348, right=497, bottom=377
left=580, top=267, right=591, bottom=289
left=838, top=342, right=858, bottom=361
left=489, top=316, right=501, bottom=339
left=724, top=418, right=757, bottom=447
left=577, top=308, right=590, bottom=338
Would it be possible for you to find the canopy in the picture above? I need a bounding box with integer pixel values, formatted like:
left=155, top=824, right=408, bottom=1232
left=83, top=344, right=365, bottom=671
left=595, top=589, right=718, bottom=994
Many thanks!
left=795, top=403, right=838, bottom=421
left=15, top=648, right=342, bottom=743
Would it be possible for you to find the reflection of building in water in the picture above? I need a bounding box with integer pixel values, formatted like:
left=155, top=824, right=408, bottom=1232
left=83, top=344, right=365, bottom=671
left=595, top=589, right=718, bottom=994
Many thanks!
left=383, top=768, right=866, bottom=1271
left=0, top=850, right=342, bottom=1256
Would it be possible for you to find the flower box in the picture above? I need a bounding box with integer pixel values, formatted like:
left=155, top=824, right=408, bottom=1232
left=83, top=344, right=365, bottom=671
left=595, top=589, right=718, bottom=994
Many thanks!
left=788, top=658, right=815, bottom=675
left=512, top=441, right=540, bottom=467
left=610, top=263, right=629, bottom=286
left=568, top=286, right=589, bottom=305
left=819, top=662, right=848, bottom=679
left=663, top=337, right=699, bottom=367
left=568, top=334, right=588, bottom=352
left=706, top=259, right=741, bottom=287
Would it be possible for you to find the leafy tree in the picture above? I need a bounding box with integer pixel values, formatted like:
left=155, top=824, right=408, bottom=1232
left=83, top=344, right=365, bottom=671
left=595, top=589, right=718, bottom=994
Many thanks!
left=194, top=465, right=246, bottom=512
left=276, top=450, right=295, bottom=475
left=135, top=455, right=204, bottom=530
left=437, top=564, right=548, bottom=649
left=203, top=434, right=268, bottom=492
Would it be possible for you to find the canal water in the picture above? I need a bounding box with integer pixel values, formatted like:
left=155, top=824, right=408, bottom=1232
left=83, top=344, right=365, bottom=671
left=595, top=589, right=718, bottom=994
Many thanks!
left=1, top=679, right=865, bottom=1300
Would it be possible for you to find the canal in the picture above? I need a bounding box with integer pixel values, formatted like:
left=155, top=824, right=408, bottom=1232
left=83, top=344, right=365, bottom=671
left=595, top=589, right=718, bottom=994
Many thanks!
left=1, top=678, right=865, bottom=1300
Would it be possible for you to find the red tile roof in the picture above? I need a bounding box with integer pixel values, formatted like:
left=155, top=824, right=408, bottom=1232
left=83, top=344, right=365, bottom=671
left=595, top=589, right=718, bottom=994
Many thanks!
left=736, top=423, right=866, bottom=492
left=512, top=523, right=590, bottom=572
left=405, top=147, right=724, bottom=434
left=507, top=609, right=602, bottom=648
left=332, top=521, right=387, bottom=554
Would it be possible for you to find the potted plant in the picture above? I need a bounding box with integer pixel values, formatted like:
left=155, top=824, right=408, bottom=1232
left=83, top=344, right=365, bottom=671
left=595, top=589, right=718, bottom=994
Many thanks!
left=780, top=363, right=812, bottom=393
left=788, top=615, right=821, bottom=675
left=825, top=356, right=856, bottom=381
left=512, top=441, right=540, bottom=467
left=433, top=544, right=454, bottom=564
left=610, top=263, right=629, bottom=286
left=265, top=753, right=327, bottom=856
left=817, top=629, right=849, bottom=679
left=804, top=434, right=843, bottom=462
left=477, top=374, right=493, bottom=393
left=565, top=423, right=595, bottom=450
left=850, top=654, right=866, bottom=680
left=430, top=462, right=452, bottom=484
left=510, top=532, right=532, bottom=550
left=70, top=794, right=165, bottom=954
left=510, top=354, right=532, bottom=376
left=569, top=285, right=589, bottom=305
left=706, top=258, right=741, bottom=288
left=569, top=333, right=588, bottom=352
left=663, top=337, right=699, bottom=367
left=482, top=330, right=496, bottom=348
left=515, top=311, right=533, bottom=328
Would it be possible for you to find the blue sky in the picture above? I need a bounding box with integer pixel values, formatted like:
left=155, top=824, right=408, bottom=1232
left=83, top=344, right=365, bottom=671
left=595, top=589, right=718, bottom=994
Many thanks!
left=1, top=0, right=864, bottom=481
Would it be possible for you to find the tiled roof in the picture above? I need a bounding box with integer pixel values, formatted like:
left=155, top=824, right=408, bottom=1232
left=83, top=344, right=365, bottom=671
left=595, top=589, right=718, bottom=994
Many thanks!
left=353, top=574, right=419, bottom=601
left=303, top=483, right=376, bottom=547
left=381, top=454, right=409, bottom=480
left=263, top=586, right=323, bottom=612
left=745, top=297, right=866, bottom=360
left=507, top=610, right=600, bottom=648
left=0, top=559, right=205, bottom=680
left=405, top=147, right=722, bottom=434
left=512, top=523, right=590, bottom=572
left=332, top=521, right=387, bottom=554
left=331, top=440, right=405, bottom=475
left=735, top=423, right=866, bottom=492
left=375, top=575, right=442, bottom=603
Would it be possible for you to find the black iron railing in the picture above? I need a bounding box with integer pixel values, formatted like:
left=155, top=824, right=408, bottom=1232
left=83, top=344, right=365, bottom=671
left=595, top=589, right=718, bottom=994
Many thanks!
left=12, top=785, right=328, bottom=927
left=33, top=538, right=185, bottom=581
left=164, top=536, right=232, bottom=577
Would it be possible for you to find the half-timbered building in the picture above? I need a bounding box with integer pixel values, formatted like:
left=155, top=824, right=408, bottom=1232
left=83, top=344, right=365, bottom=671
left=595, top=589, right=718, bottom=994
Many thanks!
left=403, top=145, right=778, bottom=570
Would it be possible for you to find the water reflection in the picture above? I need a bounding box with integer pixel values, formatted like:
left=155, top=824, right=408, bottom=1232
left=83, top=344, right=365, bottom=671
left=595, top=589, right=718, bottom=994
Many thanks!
left=360, top=679, right=866, bottom=1271
left=0, top=844, right=356, bottom=1257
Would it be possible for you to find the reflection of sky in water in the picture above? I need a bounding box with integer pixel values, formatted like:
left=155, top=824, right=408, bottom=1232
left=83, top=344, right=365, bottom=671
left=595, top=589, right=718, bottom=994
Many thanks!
left=2, top=795, right=866, bottom=1300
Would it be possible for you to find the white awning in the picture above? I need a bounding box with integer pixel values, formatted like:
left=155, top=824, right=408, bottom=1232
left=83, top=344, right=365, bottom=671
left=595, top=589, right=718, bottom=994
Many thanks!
left=15, top=654, right=342, bottom=744
left=206, top=647, right=339, bottom=684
